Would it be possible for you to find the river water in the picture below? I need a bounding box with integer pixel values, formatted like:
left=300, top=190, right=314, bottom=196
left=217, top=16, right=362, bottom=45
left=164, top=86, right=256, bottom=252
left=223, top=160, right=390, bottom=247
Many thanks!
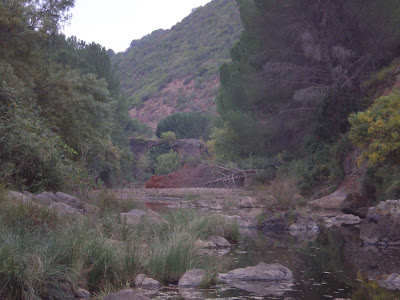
left=147, top=224, right=400, bottom=299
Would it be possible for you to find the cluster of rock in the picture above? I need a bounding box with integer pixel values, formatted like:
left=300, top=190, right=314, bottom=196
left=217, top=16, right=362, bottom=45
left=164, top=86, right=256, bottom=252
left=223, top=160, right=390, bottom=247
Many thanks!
left=262, top=211, right=319, bottom=233
left=104, top=262, right=294, bottom=298
left=360, top=200, right=400, bottom=246
left=9, top=191, right=97, bottom=216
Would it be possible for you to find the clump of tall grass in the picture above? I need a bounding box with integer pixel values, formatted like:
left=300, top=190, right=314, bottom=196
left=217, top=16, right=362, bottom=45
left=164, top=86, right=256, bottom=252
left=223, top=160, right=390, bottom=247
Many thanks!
left=0, top=187, right=241, bottom=297
left=268, top=178, right=299, bottom=210
left=147, top=230, right=199, bottom=284
left=0, top=191, right=141, bottom=299
left=144, top=209, right=240, bottom=284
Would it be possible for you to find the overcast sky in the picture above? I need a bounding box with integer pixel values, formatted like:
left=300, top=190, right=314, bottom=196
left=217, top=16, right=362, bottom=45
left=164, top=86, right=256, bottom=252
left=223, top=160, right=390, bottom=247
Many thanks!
left=62, top=0, right=213, bottom=53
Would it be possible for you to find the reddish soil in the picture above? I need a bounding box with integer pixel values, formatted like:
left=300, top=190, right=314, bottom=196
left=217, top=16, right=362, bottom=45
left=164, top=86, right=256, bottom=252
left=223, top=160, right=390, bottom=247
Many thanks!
left=145, top=164, right=208, bottom=188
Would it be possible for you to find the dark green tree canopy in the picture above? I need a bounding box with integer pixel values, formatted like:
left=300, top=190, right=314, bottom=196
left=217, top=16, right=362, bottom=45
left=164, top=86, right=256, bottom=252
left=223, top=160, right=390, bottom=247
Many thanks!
left=155, top=112, right=212, bottom=140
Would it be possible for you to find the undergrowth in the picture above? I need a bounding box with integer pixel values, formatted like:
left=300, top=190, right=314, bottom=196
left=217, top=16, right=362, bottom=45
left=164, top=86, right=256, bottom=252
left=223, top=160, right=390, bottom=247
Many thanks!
left=0, top=188, right=239, bottom=298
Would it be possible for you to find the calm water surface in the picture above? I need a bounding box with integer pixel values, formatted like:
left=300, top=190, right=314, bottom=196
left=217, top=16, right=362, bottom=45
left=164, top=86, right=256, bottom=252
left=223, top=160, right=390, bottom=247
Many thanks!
left=149, top=225, right=400, bottom=300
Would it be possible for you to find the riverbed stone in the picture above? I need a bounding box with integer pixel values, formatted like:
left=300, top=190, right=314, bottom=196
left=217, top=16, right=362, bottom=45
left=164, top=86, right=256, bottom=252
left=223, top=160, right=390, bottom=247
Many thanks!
left=380, top=273, right=400, bottom=290
left=134, top=274, right=161, bottom=288
left=218, top=262, right=293, bottom=282
left=340, top=192, right=373, bottom=218
left=360, top=200, right=400, bottom=246
left=8, top=191, right=34, bottom=204
left=49, top=201, right=83, bottom=216
left=103, top=289, right=150, bottom=300
left=210, top=236, right=231, bottom=248
left=121, top=209, right=166, bottom=225
left=195, top=239, right=216, bottom=249
left=178, top=269, right=205, bottom=287
left=74, top=288, right=90, bottom=298
left=224, top=280, right=294, bottom=297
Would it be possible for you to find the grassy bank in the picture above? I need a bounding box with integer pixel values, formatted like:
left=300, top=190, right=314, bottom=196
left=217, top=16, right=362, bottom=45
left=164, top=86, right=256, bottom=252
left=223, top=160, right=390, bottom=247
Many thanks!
left=0, top=189, right=239, bottom=299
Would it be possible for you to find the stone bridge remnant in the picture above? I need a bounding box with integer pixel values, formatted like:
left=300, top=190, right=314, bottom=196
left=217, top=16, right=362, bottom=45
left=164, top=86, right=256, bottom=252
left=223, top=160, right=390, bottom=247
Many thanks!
left=129, top=138, right=208, bottom=161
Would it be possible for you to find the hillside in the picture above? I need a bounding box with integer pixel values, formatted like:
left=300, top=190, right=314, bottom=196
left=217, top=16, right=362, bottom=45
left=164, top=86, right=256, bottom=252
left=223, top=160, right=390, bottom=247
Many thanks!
left=112, top=0, right=242, bottom=129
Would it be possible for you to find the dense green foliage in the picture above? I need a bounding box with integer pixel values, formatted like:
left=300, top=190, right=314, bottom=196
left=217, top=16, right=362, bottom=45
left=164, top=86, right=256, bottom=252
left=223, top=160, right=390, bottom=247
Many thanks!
left=0, top=0, right=134, bottom=191
left=211, top=0, right=400, bottom=194
left=350, top=92, right=400, bottom=166
left=155, top=150, right=180, bottom=175
left=112, top=0, right=242, bottom=110
left=125, top=118, right=154, bottom=138
left=349, top=91, right=400, bottom=201
left=155, top=111, right=212, bottom=139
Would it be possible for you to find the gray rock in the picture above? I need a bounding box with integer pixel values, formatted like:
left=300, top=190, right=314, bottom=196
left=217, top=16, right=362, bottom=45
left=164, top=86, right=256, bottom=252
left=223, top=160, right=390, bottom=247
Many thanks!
left=8, top=191, right=34, bottom=204
left=49, top=202, right=83, bottom=216
left=195, top=239, right=216, bottom=249
left=210, top=236, right=231, bottom=248
left=340, top=192, right=373, bottom=218
left=34, top=192, right=57, bottom=205
left=74, top=288, right=90, bottom=298
left=178, top=269, right=205, bottom=287
left=360, top=200, right=400, bottom=246
left=141, top=277, right=161, bottom=287
left=380, top=273, right=400, bottom=290
left=134, top=274, right=161, bottom=288
left=134, top=274, right=147, bottom=286
left=224, top=280, right=294, bottom=297
left=121, top=209, right=166, bottom=225
left=103, top=289, right=150, bottom=300
left=218, top=262, right=293, bottom=282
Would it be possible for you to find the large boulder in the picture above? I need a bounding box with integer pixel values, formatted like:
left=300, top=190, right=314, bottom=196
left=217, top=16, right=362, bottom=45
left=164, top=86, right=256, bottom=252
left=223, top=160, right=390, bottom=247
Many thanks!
left=55, top=192, right=98, bottom=214
left=103, top=289, right=150, bottom=300
left=218, top=262, right=293, bottom=282
left=360, top=200, right=400, bottom=246
left=178, top=269, right=205, bottom=287
left=34, top=191, right=97, bottom=215
left=340, top=192, right=373, bottom=218
left=9, top=191, right=85, bottom=217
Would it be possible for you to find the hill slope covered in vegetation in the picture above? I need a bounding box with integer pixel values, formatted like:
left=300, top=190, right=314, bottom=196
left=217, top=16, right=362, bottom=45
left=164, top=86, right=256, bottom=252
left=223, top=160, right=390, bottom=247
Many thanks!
left=112, top=0, right=242, bottom=129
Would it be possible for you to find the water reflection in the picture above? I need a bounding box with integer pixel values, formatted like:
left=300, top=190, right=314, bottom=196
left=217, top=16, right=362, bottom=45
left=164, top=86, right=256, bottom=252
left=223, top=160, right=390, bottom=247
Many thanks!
left=150, top=226, right=400, bottom=299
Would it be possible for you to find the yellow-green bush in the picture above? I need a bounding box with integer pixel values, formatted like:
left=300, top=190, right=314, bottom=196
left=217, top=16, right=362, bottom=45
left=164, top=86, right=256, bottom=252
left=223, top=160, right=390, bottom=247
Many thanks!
left=349, top=92, right=400, bottom=165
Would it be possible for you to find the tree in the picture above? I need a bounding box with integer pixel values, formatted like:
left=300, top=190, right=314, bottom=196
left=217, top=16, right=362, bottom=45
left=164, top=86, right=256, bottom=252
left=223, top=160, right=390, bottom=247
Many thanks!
left=155, top=112, right=212, bottom=139
left=214, top=0, right=400, bottom=158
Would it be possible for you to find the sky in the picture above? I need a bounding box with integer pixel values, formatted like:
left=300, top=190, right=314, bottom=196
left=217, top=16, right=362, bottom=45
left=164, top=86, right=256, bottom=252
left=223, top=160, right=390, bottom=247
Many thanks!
left=62, top=0, right=213, bottom=53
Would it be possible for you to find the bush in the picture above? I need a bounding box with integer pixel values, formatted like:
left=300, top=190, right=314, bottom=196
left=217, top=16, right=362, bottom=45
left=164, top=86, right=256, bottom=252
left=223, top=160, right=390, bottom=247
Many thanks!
left=160, top=131, right=176, bottom=142
left=349, top=92, right=400, bottom=166
left=155, top=150, right=180, bottom=175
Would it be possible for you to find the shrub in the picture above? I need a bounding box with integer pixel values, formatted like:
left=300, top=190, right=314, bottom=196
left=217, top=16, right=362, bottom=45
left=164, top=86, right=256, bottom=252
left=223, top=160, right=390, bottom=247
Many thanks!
left=349, top=92, right=400, bottom=166
left=268, top=178, right=298, bottom=210
left=160, top=131, right=176, bottom=142
left=155, top=150, right=180, bottom=175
